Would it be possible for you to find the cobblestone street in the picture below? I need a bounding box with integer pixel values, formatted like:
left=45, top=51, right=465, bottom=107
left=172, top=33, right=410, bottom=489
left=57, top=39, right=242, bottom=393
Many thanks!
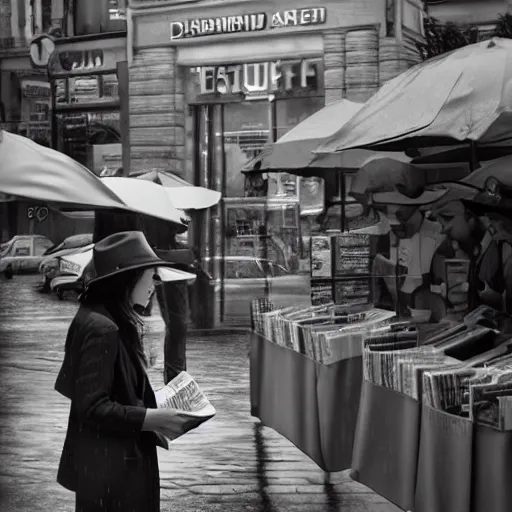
left=0, top=276, right=400, bottom=512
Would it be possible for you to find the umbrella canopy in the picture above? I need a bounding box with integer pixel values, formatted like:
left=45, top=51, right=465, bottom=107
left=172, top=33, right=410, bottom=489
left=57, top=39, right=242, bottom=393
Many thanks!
left=101, top=178, right=188, bottom=232
left=135, top=170, right=221, bottom=210
left=315, top=38, right=512, bottom=154
left=242, top=99, right=409, bottom=175
left=0, top=130, right=126, bottom=209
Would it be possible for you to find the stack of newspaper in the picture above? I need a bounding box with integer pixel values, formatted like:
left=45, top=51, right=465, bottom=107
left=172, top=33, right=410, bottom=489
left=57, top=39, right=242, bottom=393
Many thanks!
left=154, top=371, right=216, bottom=444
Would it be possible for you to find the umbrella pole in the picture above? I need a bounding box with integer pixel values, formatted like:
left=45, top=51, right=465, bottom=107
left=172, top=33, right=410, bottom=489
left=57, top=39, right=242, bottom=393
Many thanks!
left=469, top=141, right=479, bottom=171
left=339, top=172, right=346, bottom=233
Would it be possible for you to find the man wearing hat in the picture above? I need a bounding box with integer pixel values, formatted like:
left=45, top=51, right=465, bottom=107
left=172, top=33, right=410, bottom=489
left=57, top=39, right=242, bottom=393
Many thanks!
left=461, top=177, right=512, bottom=321
left=370, top=189, right=448, bottom=318
left=429, top=191, right=503, bottom=314
left=350, top=159, right=450, bottom=318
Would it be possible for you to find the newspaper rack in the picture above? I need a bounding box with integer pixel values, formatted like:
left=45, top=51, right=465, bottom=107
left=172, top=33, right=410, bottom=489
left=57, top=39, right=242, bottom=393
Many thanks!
left=350, top=379, right=421, bottom=512
left=250, top=331, right=363, bottom=472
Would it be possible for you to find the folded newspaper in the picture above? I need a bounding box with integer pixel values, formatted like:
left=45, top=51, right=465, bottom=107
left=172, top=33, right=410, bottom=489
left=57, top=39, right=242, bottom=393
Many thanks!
left=154, top=371, right=216, bottom=443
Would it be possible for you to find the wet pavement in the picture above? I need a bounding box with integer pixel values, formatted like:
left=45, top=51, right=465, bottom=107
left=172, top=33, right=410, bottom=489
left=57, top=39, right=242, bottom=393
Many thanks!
left=0, top=276, right=400, bottom=512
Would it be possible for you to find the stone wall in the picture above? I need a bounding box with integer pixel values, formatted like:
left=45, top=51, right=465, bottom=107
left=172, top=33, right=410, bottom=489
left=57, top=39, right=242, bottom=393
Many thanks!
left=128, top=47, right=186, bottom=176
left=323, top=27, right=422, bottom=105
left=379, top=36, right=421, bottom=86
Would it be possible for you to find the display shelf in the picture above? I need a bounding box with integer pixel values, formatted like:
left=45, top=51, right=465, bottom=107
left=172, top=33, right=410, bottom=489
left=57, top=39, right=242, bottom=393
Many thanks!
left=350, top=379, right=420, bottom=511
left=473, top=424, right=512, bottom=512
left=250, top=331, right=362, bottom=472
left=414, top=405, right=473, bottom=512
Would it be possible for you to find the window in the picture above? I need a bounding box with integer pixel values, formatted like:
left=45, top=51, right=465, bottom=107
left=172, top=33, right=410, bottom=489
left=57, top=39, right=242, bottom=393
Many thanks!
left=271, top=264, right=289, bottom=277
left=11, top=240, right=31, bottom=257
left=225, top=260, right=265, bottom=279
left=34, top=238, right=53, bottom=256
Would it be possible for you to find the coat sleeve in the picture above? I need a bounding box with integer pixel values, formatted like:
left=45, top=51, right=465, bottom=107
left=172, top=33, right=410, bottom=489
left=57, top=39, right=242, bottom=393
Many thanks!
left=74, top=328, right=147, bottom=431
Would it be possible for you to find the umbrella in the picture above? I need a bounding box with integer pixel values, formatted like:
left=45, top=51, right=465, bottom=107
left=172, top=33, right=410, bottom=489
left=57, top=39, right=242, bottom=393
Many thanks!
left=134, top=170, right=221, bottom=210
left=314, top=38, right=512, bottom=154
left=101, top=177, right=188, bottom=232
left=241, top=99, right=410, bottom=175
left=0, top=130, right=126, bottom=209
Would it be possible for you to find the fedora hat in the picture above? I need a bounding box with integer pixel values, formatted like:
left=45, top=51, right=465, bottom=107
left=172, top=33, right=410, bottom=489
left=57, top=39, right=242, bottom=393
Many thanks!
left=372, top=188, right=448, bottom=206
left=462, top=177, right=512, bottom=217
left=86, top=231, right=196, bottom=288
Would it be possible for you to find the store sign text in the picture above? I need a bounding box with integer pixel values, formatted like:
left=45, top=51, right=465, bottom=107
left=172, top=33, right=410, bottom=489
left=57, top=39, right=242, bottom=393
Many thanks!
left=199, top=59, right=321, bottom=95
left=170, top=8, right=326, bottom=40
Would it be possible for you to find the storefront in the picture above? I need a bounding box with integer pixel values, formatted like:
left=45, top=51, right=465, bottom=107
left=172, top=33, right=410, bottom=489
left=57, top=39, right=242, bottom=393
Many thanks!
left=128, top=0, right=425, bottom=325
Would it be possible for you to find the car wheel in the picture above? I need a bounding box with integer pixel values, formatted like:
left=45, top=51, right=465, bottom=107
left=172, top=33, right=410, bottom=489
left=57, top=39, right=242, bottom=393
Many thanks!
left=57, top=289, right=64, bottom=300
left=3, top=266, right=13, bottom=280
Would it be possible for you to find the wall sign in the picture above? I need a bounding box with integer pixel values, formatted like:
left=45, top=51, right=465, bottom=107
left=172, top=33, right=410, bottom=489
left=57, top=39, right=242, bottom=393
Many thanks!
left=27, top=206, right=49, bottom=223
left=170, top=7, right=326, bottom=40
left=198, top=58, right=322, bottom=96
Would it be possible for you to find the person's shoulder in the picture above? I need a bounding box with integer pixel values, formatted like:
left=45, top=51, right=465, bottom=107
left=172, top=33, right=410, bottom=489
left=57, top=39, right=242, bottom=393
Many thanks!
left=73, top=305, right=119, bottom=337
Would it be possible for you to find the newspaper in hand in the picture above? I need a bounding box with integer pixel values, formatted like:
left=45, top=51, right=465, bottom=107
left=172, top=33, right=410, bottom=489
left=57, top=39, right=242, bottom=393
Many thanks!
left=154, top=371, right=216, bottom=424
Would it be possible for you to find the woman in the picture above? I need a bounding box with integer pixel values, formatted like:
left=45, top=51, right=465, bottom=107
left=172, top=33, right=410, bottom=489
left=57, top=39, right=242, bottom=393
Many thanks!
left=55, top=231, right=198, bottom=511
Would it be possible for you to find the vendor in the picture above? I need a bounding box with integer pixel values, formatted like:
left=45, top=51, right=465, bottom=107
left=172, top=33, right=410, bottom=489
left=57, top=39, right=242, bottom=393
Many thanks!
left=370, top=191, right=447, bottom=319
left=430, top=197, right=503, bottom=313
left=462, top=177, right=512, bottom=321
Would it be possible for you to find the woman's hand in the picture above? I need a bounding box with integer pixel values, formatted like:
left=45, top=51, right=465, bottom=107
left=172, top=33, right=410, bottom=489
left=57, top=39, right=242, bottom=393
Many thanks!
left=142, top=408, right=202, bottom=439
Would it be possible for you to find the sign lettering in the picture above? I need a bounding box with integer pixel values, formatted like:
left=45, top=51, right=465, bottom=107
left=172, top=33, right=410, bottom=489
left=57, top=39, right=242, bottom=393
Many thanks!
left=27, top=206, right=49, bottom=223
left=199, top=58, right=321, bottom=96
left=170, top=8, right=326, bottom=40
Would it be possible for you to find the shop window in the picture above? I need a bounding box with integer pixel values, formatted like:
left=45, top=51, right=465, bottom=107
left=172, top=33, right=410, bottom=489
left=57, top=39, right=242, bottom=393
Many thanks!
left=225, top=259, right=265, bottom=280
left=54, top=74, right=121, bottom=172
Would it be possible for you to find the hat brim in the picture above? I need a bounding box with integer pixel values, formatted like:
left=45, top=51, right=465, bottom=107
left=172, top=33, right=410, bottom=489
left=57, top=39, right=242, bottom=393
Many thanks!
left=86, top=260, right=196, bottom=288
left=461, top=198, right=512, bottom=217
left=372, top=189, right=448, bottom=206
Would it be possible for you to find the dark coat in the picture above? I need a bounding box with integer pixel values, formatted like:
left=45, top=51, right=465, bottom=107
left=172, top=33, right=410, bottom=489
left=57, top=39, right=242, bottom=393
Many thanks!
left=55, top=303, right=167, bottom=511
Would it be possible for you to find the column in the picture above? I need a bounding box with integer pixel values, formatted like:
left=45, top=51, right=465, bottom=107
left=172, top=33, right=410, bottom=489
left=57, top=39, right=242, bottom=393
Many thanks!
left=128, top=47, right=186, bottom=176
left=345, top=27, right=380, bottom=103
left=323, top=29, right=346, bottom=105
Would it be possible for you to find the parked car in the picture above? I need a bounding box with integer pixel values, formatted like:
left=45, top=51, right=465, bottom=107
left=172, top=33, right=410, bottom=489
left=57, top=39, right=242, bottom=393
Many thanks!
left=50, top=248, right=94, bottom=299
left=39, top=234, right=93, bottom=291
left=0, top=235, right=54, bottom=278
left=202, top=256, right=310, bottom=325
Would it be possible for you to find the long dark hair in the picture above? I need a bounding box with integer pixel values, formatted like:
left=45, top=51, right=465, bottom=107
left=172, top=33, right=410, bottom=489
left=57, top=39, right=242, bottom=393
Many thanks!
left=79, top=268, right=148, bottom=367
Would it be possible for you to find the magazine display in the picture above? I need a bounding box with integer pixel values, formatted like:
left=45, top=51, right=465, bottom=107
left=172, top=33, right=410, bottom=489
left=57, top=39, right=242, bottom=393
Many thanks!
left=309, top=233, right=388, bottom=306
left=359, top=306, right=512, bottom=430
left=154, top=371, right=216, bottom=443
left=251, top=299, right=396, bottom=364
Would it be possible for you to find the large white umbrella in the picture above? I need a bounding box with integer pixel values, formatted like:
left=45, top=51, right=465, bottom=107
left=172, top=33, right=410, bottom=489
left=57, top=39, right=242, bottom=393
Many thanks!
left=0, top=130, right=126, bottom=209
left=135, top=170, right=221, bottom=210
left=242, top=99, right=409, bottom=175
left=101, top=177, right=188, bottom=230
left=315, top=38, right=512, bottom=154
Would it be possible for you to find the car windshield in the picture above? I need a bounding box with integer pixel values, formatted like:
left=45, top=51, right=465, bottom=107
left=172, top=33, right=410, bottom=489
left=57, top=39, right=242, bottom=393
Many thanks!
left=43, top=234, right=93, bottom=255
left=271, top=264, right=289, bottom=277
left=225, top=260, right=266, bottom=279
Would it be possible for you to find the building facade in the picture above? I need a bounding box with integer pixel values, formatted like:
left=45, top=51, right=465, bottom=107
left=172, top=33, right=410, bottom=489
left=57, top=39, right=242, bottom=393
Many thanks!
left=425, top=0, right=512, bottom=30
left=0, top=0, right=128, bottom=242
left=125, top=0, right=425, bottom=325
